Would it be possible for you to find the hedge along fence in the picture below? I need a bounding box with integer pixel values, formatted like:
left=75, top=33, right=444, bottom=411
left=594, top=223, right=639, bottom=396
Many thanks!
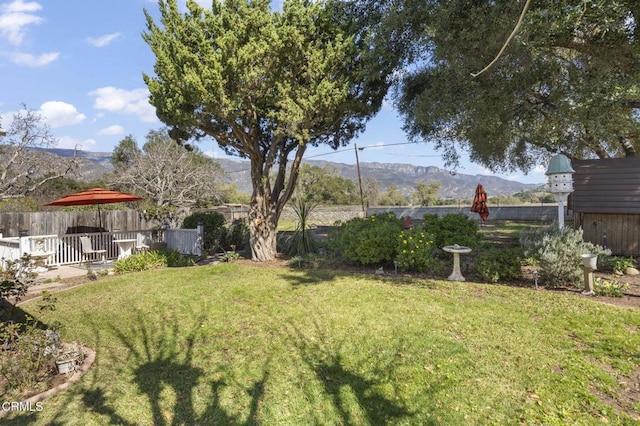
left=0, top=210, right=153, bottom=237
left=368, top=205, right=558, bottom=223
left=279, top=205, right=558, bottom=225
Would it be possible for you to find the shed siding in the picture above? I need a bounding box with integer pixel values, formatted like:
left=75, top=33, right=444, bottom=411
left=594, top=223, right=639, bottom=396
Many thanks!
left=572, top=158, right=640, bottom=214
left=574, top=212, right=640, bottom=256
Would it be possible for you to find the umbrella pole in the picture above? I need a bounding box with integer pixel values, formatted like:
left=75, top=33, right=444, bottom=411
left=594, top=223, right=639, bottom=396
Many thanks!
left=98, top=204, right=104, bottom=250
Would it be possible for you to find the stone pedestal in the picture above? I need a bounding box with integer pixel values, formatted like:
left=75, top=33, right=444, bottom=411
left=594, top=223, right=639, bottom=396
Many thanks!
left=443, top=245, right=472, bottom=281
left=582, top=267, right=595, bottom=296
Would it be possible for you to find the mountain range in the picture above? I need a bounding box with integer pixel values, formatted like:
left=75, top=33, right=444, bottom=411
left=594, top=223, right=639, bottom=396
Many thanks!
left=44, top=148, right=542, bottom=199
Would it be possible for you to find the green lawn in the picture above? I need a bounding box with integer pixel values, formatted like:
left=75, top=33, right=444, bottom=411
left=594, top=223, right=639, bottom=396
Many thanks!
left=6, top=263, right=640, bottom=425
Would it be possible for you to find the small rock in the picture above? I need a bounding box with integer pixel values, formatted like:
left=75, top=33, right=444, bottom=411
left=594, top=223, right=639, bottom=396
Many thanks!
left=624, top=267, right=640, bottom=276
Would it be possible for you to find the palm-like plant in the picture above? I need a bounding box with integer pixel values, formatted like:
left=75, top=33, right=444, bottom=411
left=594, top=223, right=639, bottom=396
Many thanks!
left=287, top=197, right=317, bottom=256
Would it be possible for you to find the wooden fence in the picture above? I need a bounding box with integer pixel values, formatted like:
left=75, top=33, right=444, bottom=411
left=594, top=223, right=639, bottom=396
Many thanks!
left=165, top=228, right=202, bottom=256
left=0, top=210, right=153, bottom=238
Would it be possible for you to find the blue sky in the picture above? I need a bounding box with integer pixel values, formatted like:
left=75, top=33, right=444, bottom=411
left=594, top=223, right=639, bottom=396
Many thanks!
left=0, top=0, right=546, bottom=184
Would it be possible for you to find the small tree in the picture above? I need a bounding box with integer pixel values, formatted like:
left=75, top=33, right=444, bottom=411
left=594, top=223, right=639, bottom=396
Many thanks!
left=379, top=185, right=407, bottom=206
left=0, top=107, right=78, bottom=200
left=412, top=182, right=441, bottom=206
left=143, top=0, right=393, bottom=261
left=361, top=177, right=380, bottom=207
left=111, top=135, right=140, bottom=170
left=296, top=164, right=358, bottom=205
left=109, top=129, right=224, bottom=227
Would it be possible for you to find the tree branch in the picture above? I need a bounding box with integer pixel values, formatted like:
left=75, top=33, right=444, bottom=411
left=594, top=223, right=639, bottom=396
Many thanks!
left=471, top=0, right=532, bottom=78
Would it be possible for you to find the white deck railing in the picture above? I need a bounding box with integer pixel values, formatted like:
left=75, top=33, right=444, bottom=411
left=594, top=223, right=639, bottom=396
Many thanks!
left=1, top=226, right=201, bottom=268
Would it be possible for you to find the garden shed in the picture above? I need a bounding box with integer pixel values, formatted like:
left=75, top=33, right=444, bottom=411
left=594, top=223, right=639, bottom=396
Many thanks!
left=570, top=158, right=640, bottom=256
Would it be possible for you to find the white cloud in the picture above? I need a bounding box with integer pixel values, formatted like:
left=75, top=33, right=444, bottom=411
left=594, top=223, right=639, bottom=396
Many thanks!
left=86, top=32, right=121, bottom=48
left=89, top=86, right=157, bottom=123
left=97, top=125, right=124, bottom=136
left=0, top=0, right=43, bottom=45
left=9, top=51, right=58, bottom=66
left=56, top=136, right=96, bottom=150
left=39, top=101, right=86, bottom=128
left=1, top=0, right=40, bottom=13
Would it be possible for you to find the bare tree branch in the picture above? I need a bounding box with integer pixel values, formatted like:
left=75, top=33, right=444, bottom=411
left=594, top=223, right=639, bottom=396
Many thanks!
left=0, top=107, right=78, bottom=200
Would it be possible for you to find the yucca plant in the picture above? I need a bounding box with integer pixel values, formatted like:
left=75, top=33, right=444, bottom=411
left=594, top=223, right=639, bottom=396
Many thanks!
left=287, top=197, right=317, bottom=256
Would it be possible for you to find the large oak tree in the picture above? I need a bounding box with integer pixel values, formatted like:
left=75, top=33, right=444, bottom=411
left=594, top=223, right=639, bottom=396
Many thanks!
left=143, top=0, right=391, bottom=261
left=394, top=0, right=640, bottom=173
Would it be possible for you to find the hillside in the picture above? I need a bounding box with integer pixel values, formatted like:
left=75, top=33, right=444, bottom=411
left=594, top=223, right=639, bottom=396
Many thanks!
left=45, top=148, right=541, bottom=199
left=216, top=158, right=541, bottom=199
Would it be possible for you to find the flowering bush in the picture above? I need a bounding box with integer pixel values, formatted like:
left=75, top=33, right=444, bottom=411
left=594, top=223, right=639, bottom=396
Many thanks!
left=396, top=226, right=436, bottom=272
left=328, top=213, right=403, bottom=265
left=593, top=277, right=628, bottom=297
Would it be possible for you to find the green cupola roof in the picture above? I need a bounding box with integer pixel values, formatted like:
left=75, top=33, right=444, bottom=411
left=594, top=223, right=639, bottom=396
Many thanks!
left=545, top=153, right=575, bottom=175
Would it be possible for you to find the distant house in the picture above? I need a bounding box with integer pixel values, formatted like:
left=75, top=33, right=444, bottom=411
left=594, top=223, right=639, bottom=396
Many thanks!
left=570, top=158, right=640, bottom=256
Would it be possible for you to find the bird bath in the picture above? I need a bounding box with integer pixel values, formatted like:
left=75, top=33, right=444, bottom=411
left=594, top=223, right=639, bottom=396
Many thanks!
left=442, top=244, right=472, bottom=281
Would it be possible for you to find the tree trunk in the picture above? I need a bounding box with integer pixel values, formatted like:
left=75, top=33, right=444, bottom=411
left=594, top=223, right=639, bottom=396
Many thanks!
left=246, top=140, right=303, bottom=262
left=248, top=194, right=279, bottom=261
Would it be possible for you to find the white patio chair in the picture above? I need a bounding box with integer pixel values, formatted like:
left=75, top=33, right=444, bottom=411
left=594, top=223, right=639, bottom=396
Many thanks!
left=79, top=236, right=106, bottom=265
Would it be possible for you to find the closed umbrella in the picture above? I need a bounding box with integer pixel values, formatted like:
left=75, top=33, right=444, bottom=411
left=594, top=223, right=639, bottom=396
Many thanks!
left=45, top=188, right=143, bottom=230
left=470, top=183, right=489, bottom=222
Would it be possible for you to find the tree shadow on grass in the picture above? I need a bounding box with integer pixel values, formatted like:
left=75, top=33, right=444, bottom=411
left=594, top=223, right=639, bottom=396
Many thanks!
left=5, top=305, right=270, bottom=425
left=280, top=264, right=442, bottom=290
left=284, top=320, right=431, bottom=425
left=87, top=307, right=269, bottom=425
left=279, top=267, right=347, bottom=286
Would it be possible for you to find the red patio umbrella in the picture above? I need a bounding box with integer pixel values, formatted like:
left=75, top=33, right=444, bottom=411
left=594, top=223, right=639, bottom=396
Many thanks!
left=45, top=188, right=143, bottom=230
left=470, top=183, right=489, bottom=222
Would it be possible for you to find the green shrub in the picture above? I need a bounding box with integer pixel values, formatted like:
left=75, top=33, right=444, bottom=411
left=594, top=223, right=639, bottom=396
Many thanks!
left=164, top=250, right=197, bottom=267
left=475, top=247, right=524, bottom=283
left=423, top=213, right=483, bottom=250
left=396, top=226, right=436, bottom=272
left=520, top=226, right=610, bottom=288
left=114, top=250, right=167, bottom=274
left=329, top=213, right=403, bottom=265
left=599, top=256, right=635, bottom=273
left=220, top=249, right=241, bottom=263
left=182, top=211, right=227, bottom=252
left=227, top=219, right=249, bottom=251
left=114, top=250, right=194, bottom=274
left=0, top=318, right=56, bottom=395
left=0, top=254, right=36, bottom=306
